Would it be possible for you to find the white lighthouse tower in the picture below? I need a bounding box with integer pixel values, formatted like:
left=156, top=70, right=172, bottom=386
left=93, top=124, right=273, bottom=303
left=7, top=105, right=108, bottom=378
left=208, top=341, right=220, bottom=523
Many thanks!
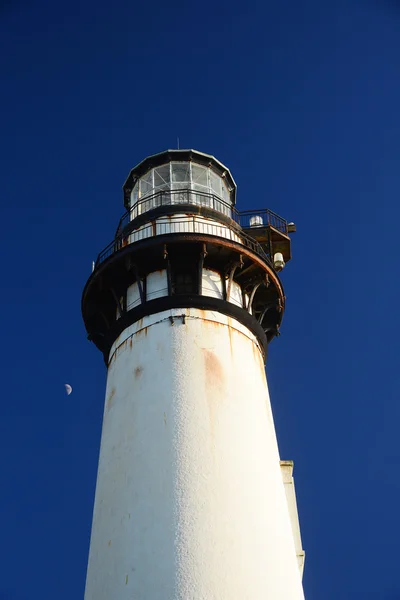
left=82, top=149, right=305, bottom=600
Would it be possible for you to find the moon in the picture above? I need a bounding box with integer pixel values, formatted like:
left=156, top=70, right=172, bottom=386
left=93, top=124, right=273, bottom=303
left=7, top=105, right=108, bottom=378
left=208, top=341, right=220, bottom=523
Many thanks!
left=65, top=384, right=72, bottom=396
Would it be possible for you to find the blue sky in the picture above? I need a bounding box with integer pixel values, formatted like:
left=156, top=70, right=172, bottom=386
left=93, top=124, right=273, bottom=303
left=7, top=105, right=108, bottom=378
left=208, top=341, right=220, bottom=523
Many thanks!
left=1, top=0, right=400, bottom=598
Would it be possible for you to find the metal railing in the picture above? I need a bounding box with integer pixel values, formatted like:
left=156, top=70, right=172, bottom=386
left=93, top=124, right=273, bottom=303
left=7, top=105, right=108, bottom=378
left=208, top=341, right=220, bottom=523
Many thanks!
left=117, top=189, right=234, bottom=233
left=239, top=208, right=288, bottom=233
left=96, top=214, right=273, bottom=268
left=93, top=190, right=288, bottom=268
left=116, top=189, right=288, bottom=236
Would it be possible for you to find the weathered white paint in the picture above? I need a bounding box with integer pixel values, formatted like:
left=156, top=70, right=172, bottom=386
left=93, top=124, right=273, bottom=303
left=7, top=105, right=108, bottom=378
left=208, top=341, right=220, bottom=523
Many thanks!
left=128, top=223, right=153, bottom=245
left=201, top=268, right=223, bottom=299
left=128, top=214, right=242, bottom=246
left=146, top=270, right=168, bottom=301
left=229, top=279, right=244, bottom=308
left=84, top=308, right=305, bottom=600
left=280, top=460, right=306, bottom=579
left=126, top=282, right=140, bottom=311
left=123, top=269, right=249, bottom=317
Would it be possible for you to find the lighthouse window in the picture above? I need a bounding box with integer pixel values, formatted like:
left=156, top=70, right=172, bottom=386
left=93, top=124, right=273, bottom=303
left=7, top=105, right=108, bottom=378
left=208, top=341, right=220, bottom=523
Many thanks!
left=171, top=267, right=197, bottom=295
left=191, top=164, right=211, bottom=207
left=130, top=162, right=233, bottom=218
left=221, top=181, right=230, bottom=203
left=171, top=162, right=190, bottom=184
left=139, top=170, right=153, bottom=198
left=154, top=165, right=170, bottom=190
left=131, top=184, right=139, bottom=205
left=210, top=170, right=222, bottom=198
left=173, top=273, right=196, bottom=294
left=192, top=164, right=208, bottom=188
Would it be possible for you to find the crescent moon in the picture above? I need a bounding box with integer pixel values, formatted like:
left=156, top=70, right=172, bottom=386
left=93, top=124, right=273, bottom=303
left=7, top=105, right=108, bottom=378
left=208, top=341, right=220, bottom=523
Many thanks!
left=65, top=384, right=72, bottom=396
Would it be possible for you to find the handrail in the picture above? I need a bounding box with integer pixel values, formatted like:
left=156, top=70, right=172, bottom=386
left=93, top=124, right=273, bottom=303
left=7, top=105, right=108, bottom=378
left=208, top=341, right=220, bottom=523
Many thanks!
left=96, top=214, right=273, bottom=268
left=116, top=189, right=288, bottom=235
left=239, top=208, right=288, bottom=233
left=116, top=189, right=236, bottom=234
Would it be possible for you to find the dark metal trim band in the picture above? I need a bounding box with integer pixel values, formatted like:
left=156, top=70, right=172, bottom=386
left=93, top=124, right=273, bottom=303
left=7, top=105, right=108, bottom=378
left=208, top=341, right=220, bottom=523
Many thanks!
left=102, top=295, right=269, bottom=364
left=83, top=232, right=281, bottom=307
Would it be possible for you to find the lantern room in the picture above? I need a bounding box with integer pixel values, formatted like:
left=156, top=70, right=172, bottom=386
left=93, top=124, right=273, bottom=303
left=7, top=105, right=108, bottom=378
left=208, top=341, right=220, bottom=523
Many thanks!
left=122, top=149, right=236, bottom=219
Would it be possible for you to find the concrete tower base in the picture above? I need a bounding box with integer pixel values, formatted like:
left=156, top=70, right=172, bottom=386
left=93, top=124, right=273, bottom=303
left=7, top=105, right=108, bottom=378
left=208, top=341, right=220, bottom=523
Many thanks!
left=84, top=308, right=304, bottom=600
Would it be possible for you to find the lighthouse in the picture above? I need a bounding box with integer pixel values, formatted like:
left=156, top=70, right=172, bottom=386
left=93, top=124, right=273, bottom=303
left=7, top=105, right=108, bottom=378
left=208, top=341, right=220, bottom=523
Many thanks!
left=82, top=149, right=305, bottom=600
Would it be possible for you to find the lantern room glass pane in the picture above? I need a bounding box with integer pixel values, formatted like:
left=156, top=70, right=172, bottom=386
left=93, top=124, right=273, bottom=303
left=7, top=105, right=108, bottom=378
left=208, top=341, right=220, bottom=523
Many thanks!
left=154, top=164, right=170, bottom=189
left=172, top=162, right=190, bottom=183
left=129, top=160, right=233, bottom=219
left=221, top=180, right=230, bottom=202
left=131, top=183, right=138, bottom=205
left=139, top=170, right=153, bottom=198
left=192, top=164, right=208, bottom=187
left=210, top=170, right=222, bottom=198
